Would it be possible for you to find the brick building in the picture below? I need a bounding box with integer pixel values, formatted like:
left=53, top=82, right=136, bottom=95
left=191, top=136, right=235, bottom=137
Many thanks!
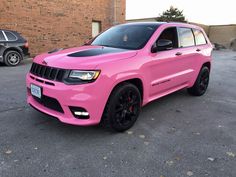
left=0, top=0, right=126, bottom=55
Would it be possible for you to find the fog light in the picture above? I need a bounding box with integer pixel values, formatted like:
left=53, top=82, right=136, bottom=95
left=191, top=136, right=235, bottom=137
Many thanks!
left=69, top=106, right=90, bottom=119
left=74, top=111, right=89, bottom=116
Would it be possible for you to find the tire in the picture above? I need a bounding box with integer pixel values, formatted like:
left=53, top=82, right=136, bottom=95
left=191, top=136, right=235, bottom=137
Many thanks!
left=188, top=66, right=210, bottom=96
left=4, top=50, right=22, bottom=66
left=101, top=83, right=141, bottom=132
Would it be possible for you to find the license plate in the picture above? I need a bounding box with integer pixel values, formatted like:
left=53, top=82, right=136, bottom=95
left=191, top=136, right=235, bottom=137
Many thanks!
left=31, top=84, right=42, bottom=99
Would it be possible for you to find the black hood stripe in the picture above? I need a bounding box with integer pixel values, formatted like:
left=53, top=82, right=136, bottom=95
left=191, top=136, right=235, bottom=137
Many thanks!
left=67, top=47, right=129, bottom=57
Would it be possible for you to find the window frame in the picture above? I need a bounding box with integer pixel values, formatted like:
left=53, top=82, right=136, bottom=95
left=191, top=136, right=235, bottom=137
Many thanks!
left=0, top=31, right=7, bottom=42
left=177, top=27, right=195, bottom=48
left=192, top=28, right=208, bottom=46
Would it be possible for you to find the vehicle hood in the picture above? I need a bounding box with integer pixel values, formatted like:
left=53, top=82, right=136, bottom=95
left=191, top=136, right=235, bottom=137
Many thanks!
left=33, top=46, right=138, bottom=69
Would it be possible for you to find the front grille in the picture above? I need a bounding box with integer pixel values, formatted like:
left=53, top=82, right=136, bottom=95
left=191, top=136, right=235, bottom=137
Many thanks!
left=30, top=63, right=67, bottom=82
left=32, top=94, right=64, bottom=113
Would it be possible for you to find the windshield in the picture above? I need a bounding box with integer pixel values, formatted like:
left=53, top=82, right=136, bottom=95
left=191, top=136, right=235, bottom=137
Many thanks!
left=90, top=24, right=159, bottom=50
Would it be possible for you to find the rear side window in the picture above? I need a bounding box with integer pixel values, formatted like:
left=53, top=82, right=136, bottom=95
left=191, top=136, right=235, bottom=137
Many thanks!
left=0, top=31, right=6, bottom=41
left=193, top=29, right=207, bottom=45
left=178, top=27, right=195, bottom=47
left=5, top=31, right=17, bottom=41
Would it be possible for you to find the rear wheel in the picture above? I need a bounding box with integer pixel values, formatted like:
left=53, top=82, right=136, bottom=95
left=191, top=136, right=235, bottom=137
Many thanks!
left=188, top=66, right=210, bottom=96
left=4, top=50, right=22, bottom=66
left=101, top=83, right=141, bottom=132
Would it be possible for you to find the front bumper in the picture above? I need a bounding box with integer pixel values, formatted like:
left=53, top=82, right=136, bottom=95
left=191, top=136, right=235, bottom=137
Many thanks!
left=26, top=73, right=108, bottom=126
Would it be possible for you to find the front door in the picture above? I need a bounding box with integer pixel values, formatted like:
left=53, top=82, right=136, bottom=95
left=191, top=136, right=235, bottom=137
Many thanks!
left=148, top=27, right=196, bottom=99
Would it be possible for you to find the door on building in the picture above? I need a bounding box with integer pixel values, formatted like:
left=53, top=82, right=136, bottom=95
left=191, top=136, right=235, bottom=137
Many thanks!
left=92, top=21, right=101, bottom=38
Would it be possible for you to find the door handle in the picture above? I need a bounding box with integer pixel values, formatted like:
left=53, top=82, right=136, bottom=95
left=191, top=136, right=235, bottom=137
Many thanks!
left=196, top=49, right=201, bottom=52
left=175, top=52, right=182, bottom=56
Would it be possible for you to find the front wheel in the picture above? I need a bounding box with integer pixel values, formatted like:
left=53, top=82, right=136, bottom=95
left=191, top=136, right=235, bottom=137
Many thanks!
left=188, top=66, right=210, bottom=96
left=101, top=83, right=141, bottom=132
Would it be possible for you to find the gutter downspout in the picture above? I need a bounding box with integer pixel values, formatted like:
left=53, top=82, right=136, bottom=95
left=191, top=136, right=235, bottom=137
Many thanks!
left=113, top=0, right=118, bottom=25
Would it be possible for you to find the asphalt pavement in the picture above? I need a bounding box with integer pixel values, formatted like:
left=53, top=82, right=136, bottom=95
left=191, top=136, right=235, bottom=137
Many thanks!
left=0, top=50, right=235, bottom=177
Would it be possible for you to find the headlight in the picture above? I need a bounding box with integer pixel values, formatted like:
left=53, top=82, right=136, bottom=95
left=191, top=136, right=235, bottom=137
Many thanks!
left=69, top=70, right=100, bottom=80
left=64, top=70, right=100, bottom=84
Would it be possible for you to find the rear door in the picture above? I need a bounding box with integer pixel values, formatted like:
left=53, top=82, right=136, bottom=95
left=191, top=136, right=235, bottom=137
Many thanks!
left=190, top=28, right=211, bottom=82
left=175, top=27, right=199, bottom=80
left=192, top=28, right=209, bottom=56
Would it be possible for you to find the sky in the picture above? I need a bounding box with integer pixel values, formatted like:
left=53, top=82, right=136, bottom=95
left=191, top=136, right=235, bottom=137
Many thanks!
left=126, top=0, right=236, bottom=25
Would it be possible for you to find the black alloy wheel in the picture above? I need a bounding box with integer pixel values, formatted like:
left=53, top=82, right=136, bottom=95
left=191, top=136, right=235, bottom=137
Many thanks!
left=102, top=83, right=141, bottom=132
left=188, top=66, right=210, bottom=96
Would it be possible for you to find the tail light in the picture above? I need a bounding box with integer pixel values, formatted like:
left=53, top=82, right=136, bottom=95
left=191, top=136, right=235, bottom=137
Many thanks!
left=24, top=42, right=29, bottom=48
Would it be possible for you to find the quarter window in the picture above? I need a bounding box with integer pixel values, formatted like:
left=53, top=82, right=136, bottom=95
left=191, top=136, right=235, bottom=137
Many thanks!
left=0, top=31, right=6, bottom=41
left=193, top=29, right=207, bottom=45
left=5, top=31, right=17, bottom=41
left=178, top=28, right=195, bottom=47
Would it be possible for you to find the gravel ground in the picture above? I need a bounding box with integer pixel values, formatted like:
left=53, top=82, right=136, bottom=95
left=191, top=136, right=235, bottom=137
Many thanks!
left=0, top=50, right=235, bottom=177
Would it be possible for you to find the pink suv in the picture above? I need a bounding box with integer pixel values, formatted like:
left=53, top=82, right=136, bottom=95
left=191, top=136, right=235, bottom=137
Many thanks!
left=26, top=22, right=212, bottom=131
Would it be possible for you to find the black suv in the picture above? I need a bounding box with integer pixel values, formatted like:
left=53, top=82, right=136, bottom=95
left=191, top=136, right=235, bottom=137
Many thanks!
left=0, top=30, right=30, bottom=66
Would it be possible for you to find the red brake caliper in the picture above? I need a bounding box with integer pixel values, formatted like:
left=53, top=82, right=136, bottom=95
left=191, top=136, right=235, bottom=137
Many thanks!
left=128, top=97, right=133, bottom=112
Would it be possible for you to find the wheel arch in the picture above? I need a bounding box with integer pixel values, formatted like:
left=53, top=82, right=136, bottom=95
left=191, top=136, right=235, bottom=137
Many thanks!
left=101, top=77, right=144, bottom=130
left=3, top=47, right=23, bottom=59
left=110, top=77, right=144, bottom=103
left=202, top=61, right=211, bottom=71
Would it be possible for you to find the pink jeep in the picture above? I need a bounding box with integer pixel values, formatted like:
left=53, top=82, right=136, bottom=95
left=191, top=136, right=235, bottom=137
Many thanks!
left=26, top=22, right=212, bottom=131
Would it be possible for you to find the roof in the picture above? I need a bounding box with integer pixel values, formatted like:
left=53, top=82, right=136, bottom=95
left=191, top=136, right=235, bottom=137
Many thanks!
left=126, top=17, right=157, bottom=21
left=123, top=22, right=166, bottom=26
left=122, top=21, right=203, bottom=30
left=0, top=29, right=18, bottom=34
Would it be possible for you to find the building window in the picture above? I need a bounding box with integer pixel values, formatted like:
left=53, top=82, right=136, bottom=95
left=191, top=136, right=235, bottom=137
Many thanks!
left=92, top=21, right=101, bottom=38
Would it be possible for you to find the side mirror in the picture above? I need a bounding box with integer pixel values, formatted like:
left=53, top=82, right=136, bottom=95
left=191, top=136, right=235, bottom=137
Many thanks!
left=151, top=39, right=173, bottom=53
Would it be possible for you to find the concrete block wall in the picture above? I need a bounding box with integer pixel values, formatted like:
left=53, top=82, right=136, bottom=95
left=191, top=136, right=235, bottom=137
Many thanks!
left=208, top=25, right=236, bottom=48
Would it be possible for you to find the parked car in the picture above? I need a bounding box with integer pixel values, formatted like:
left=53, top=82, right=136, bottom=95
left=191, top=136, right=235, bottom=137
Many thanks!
left=26, top=22, right=212, bottom=131
left=0, top=29, right=29, bottom=66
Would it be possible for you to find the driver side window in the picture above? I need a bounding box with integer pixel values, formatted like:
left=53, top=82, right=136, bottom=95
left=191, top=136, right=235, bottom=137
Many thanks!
left=157, top=27, right=178, bottom=48
left=151, top=27, right=179, bottom=52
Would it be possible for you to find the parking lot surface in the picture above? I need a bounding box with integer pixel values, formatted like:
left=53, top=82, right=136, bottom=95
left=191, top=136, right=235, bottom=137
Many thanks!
left=0, top=50, right=235, bottom=177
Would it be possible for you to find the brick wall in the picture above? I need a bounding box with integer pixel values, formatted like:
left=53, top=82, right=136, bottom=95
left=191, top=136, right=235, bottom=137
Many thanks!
left=0, top=0, right=126, bottom=56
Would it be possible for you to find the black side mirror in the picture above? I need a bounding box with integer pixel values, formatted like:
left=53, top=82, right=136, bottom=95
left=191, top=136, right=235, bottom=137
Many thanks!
left=151, top=39, right=173, bottom=53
